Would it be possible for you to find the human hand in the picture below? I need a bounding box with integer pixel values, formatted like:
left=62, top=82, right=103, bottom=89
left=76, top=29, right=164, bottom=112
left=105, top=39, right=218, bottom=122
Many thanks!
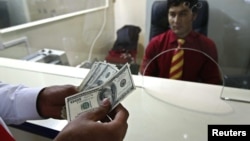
left=37, top=85, right=78, bottom=119
left=54, top=98, right=129, bottom=141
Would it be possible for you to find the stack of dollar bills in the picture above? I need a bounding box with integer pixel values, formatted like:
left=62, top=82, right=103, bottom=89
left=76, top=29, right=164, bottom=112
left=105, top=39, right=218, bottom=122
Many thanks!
left=63, top=61, right=136, bottom=121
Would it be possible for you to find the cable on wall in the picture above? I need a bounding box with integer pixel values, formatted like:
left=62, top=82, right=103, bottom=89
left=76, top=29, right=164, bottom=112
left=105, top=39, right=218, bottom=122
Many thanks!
left=77, top=0, right=108, bottom=68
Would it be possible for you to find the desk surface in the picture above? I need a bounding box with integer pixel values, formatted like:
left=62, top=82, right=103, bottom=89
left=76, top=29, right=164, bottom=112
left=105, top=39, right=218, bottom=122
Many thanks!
left=1, top=57, right=250, bottom=141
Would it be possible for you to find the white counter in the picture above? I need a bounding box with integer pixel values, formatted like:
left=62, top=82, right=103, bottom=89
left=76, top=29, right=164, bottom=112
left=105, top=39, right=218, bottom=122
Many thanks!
left=0, top=57, right=250, bottom=141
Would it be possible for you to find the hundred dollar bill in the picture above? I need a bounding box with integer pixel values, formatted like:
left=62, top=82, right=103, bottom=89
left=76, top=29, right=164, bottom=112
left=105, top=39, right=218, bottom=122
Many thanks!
left=81, top=63, right=119, bottom=91
left=78, top=62, right=111, bottom=91
left=65, top=63, right=135, bottom=121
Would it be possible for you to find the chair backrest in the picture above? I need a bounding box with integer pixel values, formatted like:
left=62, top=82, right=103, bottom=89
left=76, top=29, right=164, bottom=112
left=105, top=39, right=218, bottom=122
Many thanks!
left=149, top=0, right=209, bottom=40
left=112, top=25, right=141, bottom=51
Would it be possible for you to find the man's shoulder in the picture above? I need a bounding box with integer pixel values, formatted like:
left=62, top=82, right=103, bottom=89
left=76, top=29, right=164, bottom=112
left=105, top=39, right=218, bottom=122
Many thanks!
left=192, top=31, right=216, bottom=46
left=146, top=30, right=172, bottom=53
left=150, top=30, right=172, bottom=42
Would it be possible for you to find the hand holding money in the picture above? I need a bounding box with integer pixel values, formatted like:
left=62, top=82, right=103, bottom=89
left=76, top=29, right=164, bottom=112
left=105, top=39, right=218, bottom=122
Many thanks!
left=64, top=62, right=135, bottom=121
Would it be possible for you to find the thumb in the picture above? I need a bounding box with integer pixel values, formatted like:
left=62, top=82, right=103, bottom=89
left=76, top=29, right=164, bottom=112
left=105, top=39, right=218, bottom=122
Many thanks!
left=82, top=98, right=112, bottom=121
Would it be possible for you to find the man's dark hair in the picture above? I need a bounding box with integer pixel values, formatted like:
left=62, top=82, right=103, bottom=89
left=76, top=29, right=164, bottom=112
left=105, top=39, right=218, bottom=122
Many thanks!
left=167, top=0, right=199, bottom=13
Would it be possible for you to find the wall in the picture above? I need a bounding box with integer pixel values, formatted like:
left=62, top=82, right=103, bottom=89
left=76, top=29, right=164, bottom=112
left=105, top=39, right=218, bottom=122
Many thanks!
left=113, top=0, right=146, bottom=64
left=0, top=0, right=115, bottom=67
left=1, top=0, right=147, bottom=67
left=26, top=0, right=106, bottom=22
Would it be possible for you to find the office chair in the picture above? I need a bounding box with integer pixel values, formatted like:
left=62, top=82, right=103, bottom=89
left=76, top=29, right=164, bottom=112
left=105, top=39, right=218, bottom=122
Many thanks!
left=149, top=0, right=209, bottom=40
left=105, top=25, right=141, bottom=74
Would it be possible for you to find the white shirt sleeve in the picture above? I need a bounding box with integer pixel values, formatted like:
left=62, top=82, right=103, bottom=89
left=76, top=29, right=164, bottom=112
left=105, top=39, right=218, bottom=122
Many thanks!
left=0, top=82, right=44, bottom=125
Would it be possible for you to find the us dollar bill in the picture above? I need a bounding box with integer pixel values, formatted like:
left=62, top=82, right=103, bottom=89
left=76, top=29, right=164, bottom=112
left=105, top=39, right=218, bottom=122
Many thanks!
left=65, top=63, right=135, bottom=121
left=81, top=62, right=119, bottom=91
left=78, top=62, right=111, bottom=91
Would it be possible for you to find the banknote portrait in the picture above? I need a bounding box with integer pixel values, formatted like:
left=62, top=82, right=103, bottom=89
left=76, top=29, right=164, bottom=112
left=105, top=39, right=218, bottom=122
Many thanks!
left=98, top=83, right=117, bottom=105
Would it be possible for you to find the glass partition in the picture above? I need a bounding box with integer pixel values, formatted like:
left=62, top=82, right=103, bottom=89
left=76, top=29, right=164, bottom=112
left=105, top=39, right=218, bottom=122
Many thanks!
left=208, top=1, right=250, bottom=84
left=207, top=0, right=250, bottom=101
left=140, top=48, right=233, bottom=113
left=0, top=0, right=249, bottom=100
left=143, top=0, right=250, bottom=102
left=0, top=0, right=106, bottom=30
left=0, top=0, right=112, bottom=67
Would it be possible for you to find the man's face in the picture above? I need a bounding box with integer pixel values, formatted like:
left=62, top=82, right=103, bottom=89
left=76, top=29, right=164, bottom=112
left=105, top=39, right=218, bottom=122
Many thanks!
left=168, top=3, right=196, bottom=38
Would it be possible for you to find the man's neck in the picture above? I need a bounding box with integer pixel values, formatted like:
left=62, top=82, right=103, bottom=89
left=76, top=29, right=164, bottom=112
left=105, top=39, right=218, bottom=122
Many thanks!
left=176, top=30, right=192, bottom=39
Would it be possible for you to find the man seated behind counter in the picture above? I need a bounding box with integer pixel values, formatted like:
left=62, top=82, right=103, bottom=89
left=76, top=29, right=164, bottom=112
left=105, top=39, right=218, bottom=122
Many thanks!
left=140, top=0, right=222, bottom=85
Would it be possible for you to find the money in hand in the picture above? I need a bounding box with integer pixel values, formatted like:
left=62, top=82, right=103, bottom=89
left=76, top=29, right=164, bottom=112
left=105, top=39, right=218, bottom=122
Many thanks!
left=65, top=62, right=135, bottom=121
left=78, top=62, right=119, bottom=91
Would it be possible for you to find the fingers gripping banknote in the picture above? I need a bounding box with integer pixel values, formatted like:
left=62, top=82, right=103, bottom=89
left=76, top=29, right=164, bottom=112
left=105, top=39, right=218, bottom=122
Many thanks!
left=64, top=62, right=135, bottom=121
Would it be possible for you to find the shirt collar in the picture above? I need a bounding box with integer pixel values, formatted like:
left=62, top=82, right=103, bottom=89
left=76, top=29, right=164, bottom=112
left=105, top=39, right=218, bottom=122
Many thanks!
left=169, top=30, right=198, bottom=45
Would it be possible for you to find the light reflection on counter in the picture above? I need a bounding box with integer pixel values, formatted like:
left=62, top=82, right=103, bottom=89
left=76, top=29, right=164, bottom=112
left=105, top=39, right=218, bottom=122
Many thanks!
left=141, top=75, right=233, bottom=114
